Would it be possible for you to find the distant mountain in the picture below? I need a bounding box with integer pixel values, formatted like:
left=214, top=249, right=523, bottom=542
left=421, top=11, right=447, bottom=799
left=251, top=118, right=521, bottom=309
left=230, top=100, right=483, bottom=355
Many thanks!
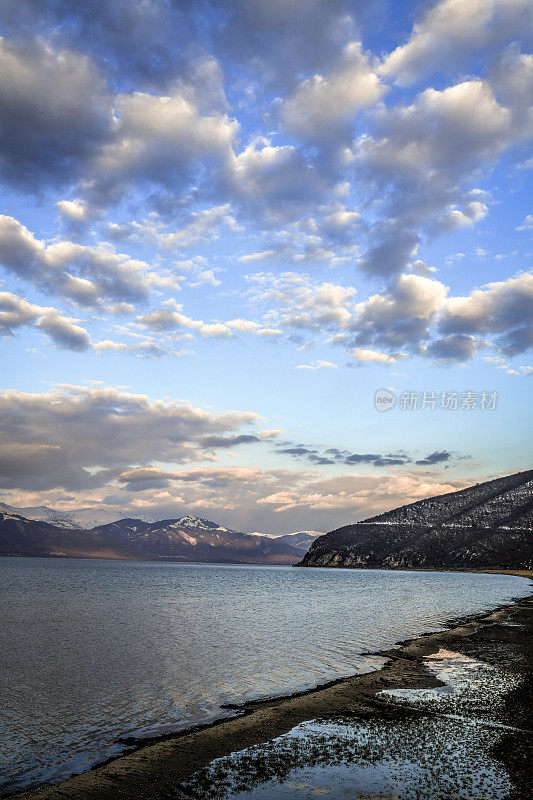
left=0, top=512, right=305, bottom=565
left=92, top=517, right=303, bottom=564
left=299, top=470, right=533, bottom=571
left=0, top=512, right=131, bottom=560
left=0, top=502, right=154, bottom=530
left=273, top=531, right=324, bottom=553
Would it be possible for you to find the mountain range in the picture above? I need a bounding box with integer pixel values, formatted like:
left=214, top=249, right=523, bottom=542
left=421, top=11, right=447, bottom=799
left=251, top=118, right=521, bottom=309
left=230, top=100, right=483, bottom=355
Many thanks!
left=0, top=507, right=322, bottom=564
left=300, top=470, right=533, bottom=571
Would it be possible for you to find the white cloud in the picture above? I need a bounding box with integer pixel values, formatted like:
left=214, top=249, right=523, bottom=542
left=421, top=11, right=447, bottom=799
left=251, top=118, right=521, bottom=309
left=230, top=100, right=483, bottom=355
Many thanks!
left=439, top=271, right=533, bottom=356
left=350, top=348, right=407, bottom=365
left=0, top=291, right=91, bottom=350
left=516, top=214, right=533, bottom=231
left=198, top=323, right=234, bottom=339
left=380, top=0, right=532, bottom=85
left=282, top=41, right=384, bottom=143
left=88, top=87, right=238, bottom=203
left=0, top=215, right=159, bottom=306
left=226, top=318, right=261, bottom=333
left=55, top=199, right=90, bottom=222
left=294, top=360, right=337, bottom=370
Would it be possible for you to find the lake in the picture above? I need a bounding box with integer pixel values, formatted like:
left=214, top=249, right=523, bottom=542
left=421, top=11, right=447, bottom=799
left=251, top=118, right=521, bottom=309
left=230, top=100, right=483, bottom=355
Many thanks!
left=0, top=557, right=529, bottom=796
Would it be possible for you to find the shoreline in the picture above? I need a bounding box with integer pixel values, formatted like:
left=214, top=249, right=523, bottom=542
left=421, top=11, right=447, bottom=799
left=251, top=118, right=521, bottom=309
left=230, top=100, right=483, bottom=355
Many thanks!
left=9, top=569, right=533, bottom=800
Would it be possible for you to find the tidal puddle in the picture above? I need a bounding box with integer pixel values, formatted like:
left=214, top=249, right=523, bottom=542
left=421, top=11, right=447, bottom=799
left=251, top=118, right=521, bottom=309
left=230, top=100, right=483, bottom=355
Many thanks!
left=171, top=649, right=517, bottom=800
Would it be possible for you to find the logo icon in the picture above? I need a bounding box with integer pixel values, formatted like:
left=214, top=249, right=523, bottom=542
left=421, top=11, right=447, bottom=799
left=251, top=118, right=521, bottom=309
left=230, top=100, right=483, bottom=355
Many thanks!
left=375, top=388, right=396, bottom=412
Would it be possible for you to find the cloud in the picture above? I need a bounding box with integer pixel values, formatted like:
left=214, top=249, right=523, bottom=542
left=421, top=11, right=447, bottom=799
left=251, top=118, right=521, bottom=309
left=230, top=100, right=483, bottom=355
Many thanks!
left=248, top=272, right=358, bottom=331
left=198, top=323, right=234, bottom=339
left=0, top=0, right=195, bottom=89
left=380, top=0, right=533, bottom=86
left=0, top=215, right=160, bottom=306
left=294, top=360, right=337, bottom=370
left=155, top=204, right=242, bottom=249
left=0, top=384, right=261, bottom=491
left=0, top=290, right=91, bottom=350
left=415, top=450, right=451, bottom=466
left=516, top=214, right=533, bottom=231
left=88, top=88, right=238, bottom=204
left=55, top=199, right=90, bottom=222
left=0, top=38, right=112, bottom=190
left=425, top=333, right=479, bottom=363
left=255, top=471, right=471, bottom=522
left=349, top=348, right=407, bottom=365
left=281, top=41, right=384, bottom=143
left=438, top=272, right=533, bottom=356
left=92, top=339, right=191, bottom=358
left=347, top=273, right=448, bottom=353
left=223, top=139, right=328, bottom=219
left=35, top=310, right=91, bottom=351
left=355, top=72, right=532, bottom=277
left=208, top=0, right=364, bottom=93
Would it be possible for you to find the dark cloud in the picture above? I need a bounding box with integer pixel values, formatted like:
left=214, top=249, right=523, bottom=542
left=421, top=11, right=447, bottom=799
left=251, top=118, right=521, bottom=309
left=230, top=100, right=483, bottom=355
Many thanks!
left=0, top=38, right=112, bottom=190
left=426, top=333, right=478, bottom=363
left=0, top=385, right=261, bottom=491
left=276, top=442, right=416, bottom=468
left=0, top=0, right=193, bottom=90
left=415, top=450, right=451, bottom=466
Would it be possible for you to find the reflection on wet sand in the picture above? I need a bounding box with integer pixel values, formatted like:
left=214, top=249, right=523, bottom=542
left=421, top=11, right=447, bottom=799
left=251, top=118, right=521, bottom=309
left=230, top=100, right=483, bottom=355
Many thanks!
left=172, top=645, right=520, bottom=800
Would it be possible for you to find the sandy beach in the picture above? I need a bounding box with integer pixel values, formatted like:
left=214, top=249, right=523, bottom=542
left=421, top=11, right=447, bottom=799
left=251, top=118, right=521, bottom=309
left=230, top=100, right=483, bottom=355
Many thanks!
left=9, top=570, right=532, bottom=800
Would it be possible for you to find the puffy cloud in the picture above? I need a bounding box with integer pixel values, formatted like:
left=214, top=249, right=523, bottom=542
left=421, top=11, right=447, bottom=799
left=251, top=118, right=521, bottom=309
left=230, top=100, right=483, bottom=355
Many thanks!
left=256, top=328, right=283, bottom=337
left=92, top=340, right=191, bottom=359
left=433, top=200, right=489, bottom=234
left=226, top=319, right=261, bottom=333
left=0, top=0, right=194, bottom=89
left=154, top=205, right=242, bottom=250
left=348, top=273, right=448, bottom=351
left=224, top=140, right=328, bottom=216
left=0, top=385, right=261, bottom=491
left=55, top=199, right=90, bottom=222
left=249, top=273, right=358, bottom=331
left=0, top=290, right=90, bottom=350
left=136, top=300, right=202, bottom=332
left=281, top=42, right=384, bottom=143
left=208, top=0, right=363, bottom=92
left=0, top=291, right=41, bottom=336
left=425, top=333, right=479, bottom=363
left=358, top=223, right=419, bottom=278
left=439, top=272, right=533, bottom=356
left=198, top=323, right=234, bottom=339
left=380, top=0, right=533, bottom=86
left=89, top=89, right=238, bottom=204
left=0, top=38, right=112, bottom=189
left=0, top=215, right=159, bottom=306
left=350, top=348, right=407, bottom=365
left=355, top=73, right=531, bottom=277
left=35, top=310, right=90, bottom=351
left=255, top=471, right=471, bottom=522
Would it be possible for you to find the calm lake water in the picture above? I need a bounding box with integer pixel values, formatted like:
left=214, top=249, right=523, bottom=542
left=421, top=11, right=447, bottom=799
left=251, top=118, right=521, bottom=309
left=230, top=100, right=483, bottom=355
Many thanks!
left=0, top=557, right=530, bottom=796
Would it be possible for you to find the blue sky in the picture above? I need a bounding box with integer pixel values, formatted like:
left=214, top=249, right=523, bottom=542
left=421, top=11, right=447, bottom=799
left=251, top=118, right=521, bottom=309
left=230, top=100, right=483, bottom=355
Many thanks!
left=0, top=0, right=531, bottom=533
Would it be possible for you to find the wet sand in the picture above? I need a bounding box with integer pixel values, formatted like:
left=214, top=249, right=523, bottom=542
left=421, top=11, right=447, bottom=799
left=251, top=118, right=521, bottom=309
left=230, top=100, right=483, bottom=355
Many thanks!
left=11, top=571, right=533, bottom=800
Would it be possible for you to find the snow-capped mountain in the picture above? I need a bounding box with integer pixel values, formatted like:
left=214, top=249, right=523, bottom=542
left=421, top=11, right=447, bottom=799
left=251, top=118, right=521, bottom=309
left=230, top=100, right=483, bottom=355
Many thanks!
left=271, top=531, right=324, bottom=552
left=0, top=503, right=155, bottom=530
left=0, top=512, right=307, bottom=564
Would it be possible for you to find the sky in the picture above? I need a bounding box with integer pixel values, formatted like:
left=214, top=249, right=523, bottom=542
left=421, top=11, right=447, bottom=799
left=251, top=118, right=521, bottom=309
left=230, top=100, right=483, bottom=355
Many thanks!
left=0, top=0, right=531, bottom=534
